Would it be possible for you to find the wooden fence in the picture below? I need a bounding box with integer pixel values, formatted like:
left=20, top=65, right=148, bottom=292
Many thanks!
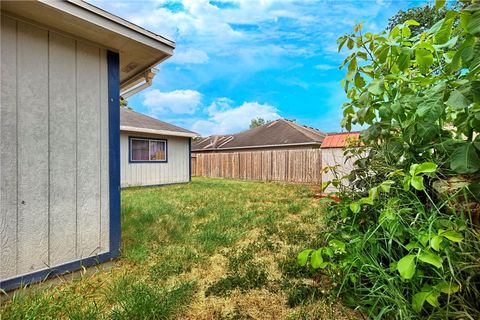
left=191, top=149, right=322, bottom=183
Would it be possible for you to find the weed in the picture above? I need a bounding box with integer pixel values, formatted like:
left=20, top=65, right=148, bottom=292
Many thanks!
left=205, top=262, right=269, bottom=297
left=149, top=246, right=201, bottom=281
left=109, top=281, right=195, bottom=320
left=287, top=203, right=303, bottom=214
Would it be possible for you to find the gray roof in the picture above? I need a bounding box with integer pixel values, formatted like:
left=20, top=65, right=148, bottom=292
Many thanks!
left=192, top=119, right=326, bottom=151
left=120, top=108, right=197, bottom=138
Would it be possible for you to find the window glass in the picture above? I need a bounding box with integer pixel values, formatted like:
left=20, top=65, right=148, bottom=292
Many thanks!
left=131, top=138, right=167, bottom=162
left=150, top=140, right=166, bottom=161
left=131, top=139, right=149, bottom=161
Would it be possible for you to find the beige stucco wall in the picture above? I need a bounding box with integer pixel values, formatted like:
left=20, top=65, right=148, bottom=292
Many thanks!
left=0, top=15, right=110, bottom=282
left=120, top=132, right=190, bottom=187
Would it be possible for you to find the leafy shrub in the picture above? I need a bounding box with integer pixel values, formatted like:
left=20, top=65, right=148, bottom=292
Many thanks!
left=299, top=1, right=480, bottom=319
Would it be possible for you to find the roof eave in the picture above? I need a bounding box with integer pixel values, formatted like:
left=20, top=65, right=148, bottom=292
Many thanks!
left=1, top=0, right=175, bottom=88
left=192, top=141, right=322, bottom=152
left=121, top=126, right=199, bottom=138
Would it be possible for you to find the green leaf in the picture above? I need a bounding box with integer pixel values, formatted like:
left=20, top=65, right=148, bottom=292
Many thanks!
left=466, top=10, right=480, bottom=35
left=418, top=251, right=443, bottom=268
left=347, top=38, right=355, bottom=50
left=321, top=181, right=331, bottom=191
left=397, top=254, right=416, bottom=280
left=412, top=291, right=429, bottom=312
left=397, top=49, right=411, bottom=71
left=415, top=162, right=437, bottom=175
left=405, top=19, right=420, bottom=26
left=406, top=242, right=421, bottom=250
left=440, top=230, right=464, bottom=242
left=409, top=164, right=419, bottom=177
left=403, top=176, right=411, bottom=191
left=450, top=142, right=480, bottom=174
left=435, top=281, right=460, bottom=294
left=426, top=291, right=440, bottom=308
left=411, top=175, right=425, bottom=191
left=354, top=72, right=366, bottom=88
left=337, top=36, right=347, bottom=52
left=380, top=180, right=395, bottom=193
left=415, top=48, right=434, bottom=73
left=430, top=235, right=443, bottom=251
left=402, top=26, right=411, bottom=38
left=367, top=79, right=384, bottom=96
left=348, top=56, right=357, bottom=72
left=349, top=202, right=360, bottom=213
left=297, top=249, right=313, bottom=266
left=359, top=196, right=374, bottom=205
left=447, top=89, right=471, bottom=110
left=329, top=239, right=346, bottom=254
left=310, top=250, right=324, bottom=269
left=435, top=0, right=446, bottom=10
left=435, top=13, right=455, bottom=45
left=415, top=84, right=445, bottom=121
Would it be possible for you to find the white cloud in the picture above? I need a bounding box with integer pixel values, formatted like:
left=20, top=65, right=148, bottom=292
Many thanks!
left=315, top=63, right=337, bottom=71
left=143, top=89, right=202, bottom=115
left=192, top=98, right=280, bottom=136
left=170, top=48, right=209, bottom=64
left=205, top=97, right=234, bottom=116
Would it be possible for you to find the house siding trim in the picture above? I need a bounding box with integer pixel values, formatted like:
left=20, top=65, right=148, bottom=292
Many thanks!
left=0, top=50, right=121, bottom=292
left=128, top=136, right=168, bottom=164
left=189, top=138, right=192, bottom=182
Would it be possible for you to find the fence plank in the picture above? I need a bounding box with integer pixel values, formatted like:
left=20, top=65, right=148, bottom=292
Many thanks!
left=192, top=149, right=322, bottom=184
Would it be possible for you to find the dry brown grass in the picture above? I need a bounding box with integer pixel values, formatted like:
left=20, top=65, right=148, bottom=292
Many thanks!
left=1, top=178, right=361, bottom=320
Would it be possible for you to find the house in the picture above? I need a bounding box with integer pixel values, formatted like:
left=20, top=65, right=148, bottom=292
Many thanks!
left=192, top=119, right=326, bottom=153
left=120, top=108, right=198, bottom=187
left=191, top=119, right=326, bottom=183
left=320, top=132, right=361, bottom=192
left=0, top=0, right=174, bottom=291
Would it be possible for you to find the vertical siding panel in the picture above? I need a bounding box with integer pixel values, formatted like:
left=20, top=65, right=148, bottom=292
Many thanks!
left=100, top=49, right=110, bottom=253
left=48, top=33, right=77, bottom=265
left=16, top=22, right=49, bottom=273
left=76, top=42, right=101, bottom=258
left=0, top=16, right=18, bottom=279
left=119, top=135, right=192, bottom=187
left=120, top=135, right=126, bottom=187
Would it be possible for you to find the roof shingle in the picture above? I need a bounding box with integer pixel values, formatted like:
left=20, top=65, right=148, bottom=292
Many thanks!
left=120, top=108, right=197, bottom=137
left=192, top=119, right=326, bottom=151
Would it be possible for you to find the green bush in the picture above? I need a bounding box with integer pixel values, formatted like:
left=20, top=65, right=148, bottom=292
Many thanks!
left=299, top=1, right=480, bottom=318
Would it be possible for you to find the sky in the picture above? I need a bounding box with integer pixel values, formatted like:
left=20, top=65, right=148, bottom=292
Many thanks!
left=90, top=0, right=426, bottom=136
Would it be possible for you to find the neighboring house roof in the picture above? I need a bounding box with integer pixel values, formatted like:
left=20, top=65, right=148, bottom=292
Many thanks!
left=320, top=132, right=360, bottom=148
left=192, top=119, right=326, bottom=151
left=1, top=0, right=175, bottom=89
left=120, top=108, right=198, bottom=138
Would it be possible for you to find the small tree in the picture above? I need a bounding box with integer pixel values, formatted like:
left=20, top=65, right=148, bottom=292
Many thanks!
left=250, top=117, right=266, bottom=128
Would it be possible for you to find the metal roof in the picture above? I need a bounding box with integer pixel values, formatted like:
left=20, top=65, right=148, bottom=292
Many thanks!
left=320, top=132, right=360, bottom=148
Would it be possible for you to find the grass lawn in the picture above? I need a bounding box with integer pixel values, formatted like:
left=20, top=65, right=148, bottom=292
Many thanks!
left=1, top=177, right=360, bottom=319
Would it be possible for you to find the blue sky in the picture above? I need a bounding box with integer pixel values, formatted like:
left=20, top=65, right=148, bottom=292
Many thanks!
left=91, top=0, right=425, bottom=136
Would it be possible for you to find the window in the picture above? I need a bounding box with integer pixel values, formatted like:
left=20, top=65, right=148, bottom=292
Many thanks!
left=130, top=137, right=167, bottom=162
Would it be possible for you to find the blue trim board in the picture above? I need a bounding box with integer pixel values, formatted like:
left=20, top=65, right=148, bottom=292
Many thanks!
left=128, top=136, right=168, bottom=163
left=0, top=252, right=117, bottom=292
left=189, top=138, right=192, bottom=182
left=0, top=50, right=121, bottom=292
left=107, top=50, right=121, bottom=258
